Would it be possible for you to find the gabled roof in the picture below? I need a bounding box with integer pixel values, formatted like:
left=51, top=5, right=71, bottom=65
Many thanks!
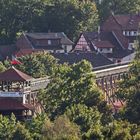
left=78, top=32, right=115, bottom=50
left=52, top=52, right=114, bottom=68
left=0, top=67, right=34, bottom=82
left=25, top=32, right=74, bottom=45
left=0, top=98, right=34, bottom=110
left=112, top=30, right=129, bottom=49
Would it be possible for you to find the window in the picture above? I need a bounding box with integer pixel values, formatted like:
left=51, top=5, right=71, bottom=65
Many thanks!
left=100, top=48, right=103, bottom=52
left=133, top=31, right=138, bottom=36
left=48, top=40, right=51, bottom=45
left=123, top=31, right=125, bottom=36
left=130, top=31, right=134, bottom=36
left=64, top=46, right=67, bottom=53
left=127, top=31, right=129, bottom=36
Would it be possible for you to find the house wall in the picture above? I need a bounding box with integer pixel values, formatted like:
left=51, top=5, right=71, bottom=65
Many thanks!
left=74, top=34, right=90, bottom=51
left=62, top=45, right=73, bottom=52
left=123, top=30, right=138, bottom=36
left=31, top=38, right=61, bottom=47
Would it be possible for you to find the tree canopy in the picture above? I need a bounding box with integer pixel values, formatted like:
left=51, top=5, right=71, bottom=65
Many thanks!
left=0, top=0, right=98, bottom=44
left=115, top=40, right=140, bottom=124
left=96, top=0, right=140, bottom=22
left=16, top=52, right=58, bottom=78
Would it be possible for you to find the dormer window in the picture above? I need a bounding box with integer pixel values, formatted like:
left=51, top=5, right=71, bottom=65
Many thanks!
left=48, top=40, right=51, bottom=45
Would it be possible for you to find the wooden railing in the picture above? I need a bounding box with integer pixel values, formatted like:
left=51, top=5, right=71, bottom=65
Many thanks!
left=31, top=77, right=50, bottom=91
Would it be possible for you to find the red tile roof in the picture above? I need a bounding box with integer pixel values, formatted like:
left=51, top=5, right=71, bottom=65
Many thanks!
left=0, top=98, right=34, bottom=110
left=112, top=30, right=129, bottom=49
left=0, top=67, right=33, bottom=82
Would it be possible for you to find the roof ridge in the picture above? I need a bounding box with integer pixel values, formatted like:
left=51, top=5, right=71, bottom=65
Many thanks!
left=111, top=14, right=122, bottom=28
left=11, top=67, right=33, bottom=79
left=23, top=33, right=34, bottom=49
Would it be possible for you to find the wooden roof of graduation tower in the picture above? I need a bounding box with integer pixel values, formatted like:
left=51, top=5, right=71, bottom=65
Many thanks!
left=0, top=98, right=34, bottom=110
left=0, top=67, right=33, bottom=82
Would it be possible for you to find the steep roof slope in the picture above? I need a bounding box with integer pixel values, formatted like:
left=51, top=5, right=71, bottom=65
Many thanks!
left=0, top=67, right=34, bottom=82
left=52, top=52, right=113, bottom=68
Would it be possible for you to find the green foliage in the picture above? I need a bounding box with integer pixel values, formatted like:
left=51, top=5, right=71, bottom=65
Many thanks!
left=26, top=114, right=46, bottom=140
left=12, top=122, right=32, bottom=140
left=42, top=115, right=81, bottom=140
left=116, top=41, right=140, bottom=124
left=0, top=0, right=98, bottom=44
left=102, top=120, right=140, bottom=140
left=0, top=114, right=16, bottom=140
left=16, top=52, right=58, bottom=78
left=0, top=62, right=6, bottom=72
left=42, top=0, right=98, bottom=40
left=0, top=0, right=45, bottom=44
left=96, top=0, right=140, bottom=22
left=65, top=104, right=104, bottom=139
left=39, top=60, right=105, bottom=119
left=65, top=104, right=101, bottom=132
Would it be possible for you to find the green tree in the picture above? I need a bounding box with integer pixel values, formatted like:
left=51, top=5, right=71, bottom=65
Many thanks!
left=0, top=62, right=6, bottom=72
left=65, top=104, right=104, bottom=139
left=0, top=0, right=98, bottom=44
left=0, top=114, right=16, bottom=140
left=102, top=120, right=140, bottom=140
left=0, top=0, right=45, bottom=44
left=16, top=52, right=58, bottom=78
left=39, top=60, right=106, bottom=119
left=26, top=114, right=46, bottom=140
left=42, top=115, right=81, bottom=140
left=96, top=0, right=140, bottom=22
left=12, top=122, right=32, bottom=140
left=116, top=41, right=140, bottom=124
left=37, top=0, right=98, bottom=40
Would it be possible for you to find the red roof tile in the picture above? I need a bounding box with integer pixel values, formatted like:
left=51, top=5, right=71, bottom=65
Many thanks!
left=112, top=30, right=129, bottom=49
left=0, top=67, right=33, bottom=82
left=0, top=98, right=34, bottom=110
